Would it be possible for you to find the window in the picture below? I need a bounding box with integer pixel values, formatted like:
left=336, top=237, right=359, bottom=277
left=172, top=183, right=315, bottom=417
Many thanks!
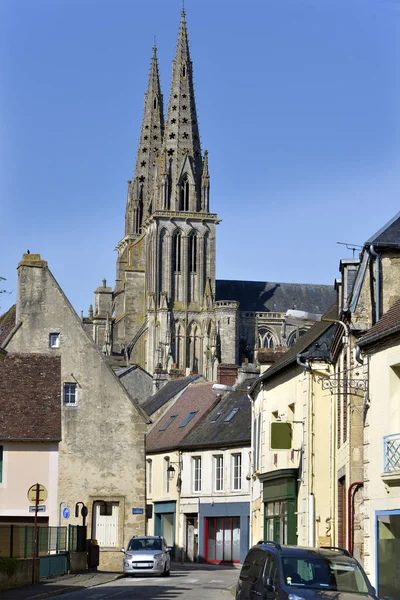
left=179, top=411, right=197, bottom=428
left=147, top=459, right=153, bottom=496
left=94, top=501, right=119, bottom=547
left=164, top=457, right=170, bottom=494
left=211, top=412, right=222, bottom=423
left=232, top=453, right=242, bottom=491
left=225, top=408, right=239, bottom=422
left=63, top=383, right=77, bottom=406
left=189, top=233, right=197, bottom=273
left=259, top=329, right=275, bottom=349
left=49, top=333, right=60, bottom=348
left=193, top=456, right=201, bottom=492
left=173, top=232, right=182, bottom=272
left=214, top=455, right=224, bottom=492
left=159, top=415, right=176, bottom=431
left=0, top=446, right=3, bottom=483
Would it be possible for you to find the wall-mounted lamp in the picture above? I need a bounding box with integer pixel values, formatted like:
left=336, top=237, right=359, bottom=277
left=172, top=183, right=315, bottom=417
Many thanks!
left=166, top=461, right=182, bottom=479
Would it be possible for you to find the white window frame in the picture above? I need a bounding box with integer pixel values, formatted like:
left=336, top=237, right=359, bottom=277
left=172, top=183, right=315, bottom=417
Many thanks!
left=214, top=455, right=224, bottom=492
left=164, top=456, right=170, bottom=494
left=193, top=456, right=201, bottom=492
left=147, top=459, right=153, bottom=497
left=63, top=383, right=77, bottom=406
left=232, top=453, right=242, bottom=491
left=49, top=333, right=60, bottom=348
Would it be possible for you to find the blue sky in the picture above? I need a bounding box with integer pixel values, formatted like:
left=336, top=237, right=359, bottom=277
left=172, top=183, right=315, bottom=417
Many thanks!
left=1, top=0, right=399, bottom=314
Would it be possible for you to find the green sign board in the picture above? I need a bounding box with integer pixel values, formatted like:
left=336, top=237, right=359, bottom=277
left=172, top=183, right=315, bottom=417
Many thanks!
left=270, top=422, right=292, bottom=450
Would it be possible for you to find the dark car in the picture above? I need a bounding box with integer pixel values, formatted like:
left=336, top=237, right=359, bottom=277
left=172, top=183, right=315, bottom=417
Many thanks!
left=236, top=541, right=379, bottom=600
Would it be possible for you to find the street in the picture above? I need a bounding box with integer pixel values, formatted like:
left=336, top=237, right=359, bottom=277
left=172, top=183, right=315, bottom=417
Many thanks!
left=48, top=565, right=239, bottom=600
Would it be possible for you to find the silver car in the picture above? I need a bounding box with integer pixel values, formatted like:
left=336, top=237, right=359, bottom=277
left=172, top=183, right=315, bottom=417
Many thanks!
left=121, top=536, right=171, bottom=577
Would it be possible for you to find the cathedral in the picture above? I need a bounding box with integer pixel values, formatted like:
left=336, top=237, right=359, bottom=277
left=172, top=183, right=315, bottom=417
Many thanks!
left=86, top=10, right=335, bottom=380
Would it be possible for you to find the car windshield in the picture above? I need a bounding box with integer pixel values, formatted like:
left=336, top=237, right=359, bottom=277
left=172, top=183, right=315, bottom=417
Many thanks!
left=128, top=538, right=162, bottom=551
left=282, top=557, right=369, bottom=593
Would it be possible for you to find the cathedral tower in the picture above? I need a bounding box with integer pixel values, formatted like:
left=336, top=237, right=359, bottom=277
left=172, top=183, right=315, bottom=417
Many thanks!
left=113, top=10, right=219, bottom=379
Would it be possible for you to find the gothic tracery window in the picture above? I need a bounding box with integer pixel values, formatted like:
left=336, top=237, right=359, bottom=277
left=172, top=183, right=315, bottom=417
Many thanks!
left=259, top=329, right=275, bottom=349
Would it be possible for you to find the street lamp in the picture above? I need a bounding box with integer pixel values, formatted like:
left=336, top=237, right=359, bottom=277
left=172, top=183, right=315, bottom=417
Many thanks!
left=166, top=461, right=182, bottom=479
left=285, top=310, right=349, bottom=339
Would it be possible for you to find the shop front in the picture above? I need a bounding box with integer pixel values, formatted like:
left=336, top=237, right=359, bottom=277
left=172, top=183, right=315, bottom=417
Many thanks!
left=260, top=468, right=298, bottom=545
left=199, top=502, right=249, bottom=563
left=153, top=501, right=176, bottom=558
left=376, top=510, right=400, bottom=600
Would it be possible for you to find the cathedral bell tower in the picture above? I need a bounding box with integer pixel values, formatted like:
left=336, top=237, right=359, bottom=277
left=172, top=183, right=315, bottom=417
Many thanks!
left=113, top=10, right=219, bottom=379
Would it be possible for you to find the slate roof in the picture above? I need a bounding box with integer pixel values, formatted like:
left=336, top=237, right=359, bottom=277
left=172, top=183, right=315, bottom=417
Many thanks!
left=142, top=375, right=202, bottom=416
left=0, top=305, right=16, bottom=346
left=216, top=280, right=335, bottom=313
left=178, top=388, right=253, bottom=450
left=358, top=298, right=400, bottom=349
left=366, top=211, right=400, bottom=247
left=249, top=302, right=338, bottom=395
left=0, top=353, right=62, bottom=441
left=146, top=383, right=218, bottom=452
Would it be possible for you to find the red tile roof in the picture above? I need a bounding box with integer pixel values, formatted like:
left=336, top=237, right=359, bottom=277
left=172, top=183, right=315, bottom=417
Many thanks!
left=0, top=353, right=61, bottom=441
left=146, top=382, right=219, bottom=453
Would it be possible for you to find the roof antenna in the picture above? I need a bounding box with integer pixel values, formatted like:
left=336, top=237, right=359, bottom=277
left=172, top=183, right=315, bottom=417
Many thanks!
left=336, top=241, right=363, bottom=259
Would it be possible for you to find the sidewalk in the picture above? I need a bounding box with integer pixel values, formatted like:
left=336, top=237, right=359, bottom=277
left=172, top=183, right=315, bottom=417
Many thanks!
left=1, top=571, right=124, bottom=600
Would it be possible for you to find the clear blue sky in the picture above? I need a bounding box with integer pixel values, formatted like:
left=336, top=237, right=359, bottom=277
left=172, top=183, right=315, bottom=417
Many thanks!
left=1, top=0, right=399, bottom=314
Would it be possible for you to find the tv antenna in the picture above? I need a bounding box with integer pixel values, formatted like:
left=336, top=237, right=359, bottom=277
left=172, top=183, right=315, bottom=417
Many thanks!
left=336, top=241, right=362, bottom=258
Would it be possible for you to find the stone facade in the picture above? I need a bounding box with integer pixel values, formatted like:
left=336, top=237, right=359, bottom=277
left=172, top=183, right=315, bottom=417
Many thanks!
left=3, top=254, right=149, bottom=571
left=84, top=10, right=335, bottom=381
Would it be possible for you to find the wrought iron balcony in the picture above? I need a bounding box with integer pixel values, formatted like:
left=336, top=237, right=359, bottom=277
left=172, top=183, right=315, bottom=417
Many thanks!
left=383, top=433, right=400, bottom=473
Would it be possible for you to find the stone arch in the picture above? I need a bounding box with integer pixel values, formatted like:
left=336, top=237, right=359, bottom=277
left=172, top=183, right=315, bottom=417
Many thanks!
left=258, top=328, right=277, bottom=349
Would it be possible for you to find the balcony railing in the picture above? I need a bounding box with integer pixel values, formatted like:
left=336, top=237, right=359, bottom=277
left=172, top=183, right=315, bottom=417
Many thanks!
left=383, top=433, right=400, bottom=473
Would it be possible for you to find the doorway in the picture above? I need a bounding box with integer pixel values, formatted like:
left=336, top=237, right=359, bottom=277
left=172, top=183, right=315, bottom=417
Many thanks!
left=185, top=514, right=198, bottom=562
left=204, top=516, right=240, bottom=563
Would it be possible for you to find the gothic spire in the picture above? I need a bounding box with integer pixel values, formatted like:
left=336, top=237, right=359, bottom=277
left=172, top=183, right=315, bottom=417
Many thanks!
left=126, top=45, right=164, bottom=235
left=163, top=9, right=203, bottom=211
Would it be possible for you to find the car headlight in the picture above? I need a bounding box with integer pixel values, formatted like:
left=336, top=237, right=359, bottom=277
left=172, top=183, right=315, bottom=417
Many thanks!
left=124, top=553, right=133, bottom=559
left=288, top=595, right=306, bottom=600
left=153, top=553, right=163, bottom=559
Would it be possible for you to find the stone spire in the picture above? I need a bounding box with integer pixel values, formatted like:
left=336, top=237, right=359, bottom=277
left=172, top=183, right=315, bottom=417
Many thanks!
left=162, top=9, right=203, bottom=211
left=125, top=45, right=164, bottom=235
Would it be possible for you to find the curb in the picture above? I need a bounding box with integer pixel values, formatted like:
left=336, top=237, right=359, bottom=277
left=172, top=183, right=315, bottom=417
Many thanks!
left=8, top=574, right=125, bottom=600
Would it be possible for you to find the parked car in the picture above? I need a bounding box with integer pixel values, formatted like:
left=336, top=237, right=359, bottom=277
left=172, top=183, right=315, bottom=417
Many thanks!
left=121, top=535, right=171, bottom=577
left=236, top=541, right=378, bottom=599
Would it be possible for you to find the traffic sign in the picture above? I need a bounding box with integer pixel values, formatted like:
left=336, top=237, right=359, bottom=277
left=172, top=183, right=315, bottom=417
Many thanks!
left=27, top=484, right=48, bottom=504
left=62, top=507, right=70, bottom=519
left=29, top=505, right=46, bottom=513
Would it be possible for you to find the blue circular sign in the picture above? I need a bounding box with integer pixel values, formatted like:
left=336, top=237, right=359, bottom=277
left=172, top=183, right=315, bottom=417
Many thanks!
left=62, top=507, right=70, bottom=519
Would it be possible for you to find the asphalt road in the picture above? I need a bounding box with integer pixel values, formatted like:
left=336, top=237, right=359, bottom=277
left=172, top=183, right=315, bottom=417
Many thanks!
left=49, top=565, right=239, bottom=599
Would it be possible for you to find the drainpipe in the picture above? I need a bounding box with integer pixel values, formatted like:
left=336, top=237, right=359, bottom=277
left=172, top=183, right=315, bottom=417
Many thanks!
left=369, top=245, right=381, bottom=324
left=297, top=354, right=311, bottom=371
left=355, top=345, right=363, bottom=365
left=347, top=482, right=363, bottom=555
left=308, top=494, right=315, bottom=547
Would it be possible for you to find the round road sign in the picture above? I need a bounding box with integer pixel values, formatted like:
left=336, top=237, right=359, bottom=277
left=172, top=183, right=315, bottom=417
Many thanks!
left=62, top=507, right=70, bottom=519
left=27, top=484, right=48, bottom=504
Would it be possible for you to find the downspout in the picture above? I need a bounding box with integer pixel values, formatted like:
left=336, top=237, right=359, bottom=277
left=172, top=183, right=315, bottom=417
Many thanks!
left=297, top=354, right=311, bottom=371
left=355, top=344, right=363, bottom=365
left=369, top=245, right=381, bottom=324
left=347, top=481, right=363, bottom=554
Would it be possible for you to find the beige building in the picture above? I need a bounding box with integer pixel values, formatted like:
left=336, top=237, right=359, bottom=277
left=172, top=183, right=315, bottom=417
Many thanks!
left=249, top=308, right=336, bottom=549
left=357, top=299, right=400, bottom=598
left=0, top=352, right=61, bottom=529
left=1, top=254, right=149, bottom=571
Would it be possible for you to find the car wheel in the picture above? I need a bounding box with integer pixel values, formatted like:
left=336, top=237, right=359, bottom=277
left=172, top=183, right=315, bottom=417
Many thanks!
left=162, top=562, right=170, bottom=577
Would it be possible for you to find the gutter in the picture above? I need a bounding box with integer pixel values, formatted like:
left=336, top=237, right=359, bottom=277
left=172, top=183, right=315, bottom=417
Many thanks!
left=357, top=321, right=400, bottom=349
left=369, top=245, right=381, bottom=324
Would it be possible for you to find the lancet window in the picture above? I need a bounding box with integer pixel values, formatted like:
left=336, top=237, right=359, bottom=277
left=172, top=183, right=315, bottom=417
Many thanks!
left=179, top=176, right=190, bottom=211
left=173, top=231, right=182, bottom=272
left=189, top=232, right=197, bottom=273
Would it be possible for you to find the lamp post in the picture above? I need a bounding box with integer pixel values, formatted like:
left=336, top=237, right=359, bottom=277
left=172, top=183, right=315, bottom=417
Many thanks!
left=285, top=310, right=349, bottom=339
